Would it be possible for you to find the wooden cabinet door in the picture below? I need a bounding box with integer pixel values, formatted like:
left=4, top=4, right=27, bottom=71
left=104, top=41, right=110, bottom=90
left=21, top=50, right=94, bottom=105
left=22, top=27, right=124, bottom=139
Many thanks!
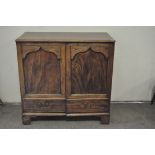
left=66, top=43, right=114, bottom=100
left=17, top=43, right=65, bottom=100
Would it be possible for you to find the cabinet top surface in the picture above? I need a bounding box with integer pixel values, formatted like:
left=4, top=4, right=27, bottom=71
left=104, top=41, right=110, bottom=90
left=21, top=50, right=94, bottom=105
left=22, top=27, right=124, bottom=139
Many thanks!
left=16, top=32, right=115, bottom=43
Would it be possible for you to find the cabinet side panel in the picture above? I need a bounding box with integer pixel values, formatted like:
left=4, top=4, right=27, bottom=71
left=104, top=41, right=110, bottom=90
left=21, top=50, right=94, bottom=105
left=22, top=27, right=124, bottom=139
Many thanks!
left=107, top=43, right=115, bottom=98
left=16, top=43, right=25, bottom=98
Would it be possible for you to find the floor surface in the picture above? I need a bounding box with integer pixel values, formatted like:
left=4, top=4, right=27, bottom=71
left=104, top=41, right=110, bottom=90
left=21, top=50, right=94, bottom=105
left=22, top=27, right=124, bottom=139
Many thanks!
left=0, top=103, right=155, bottom=129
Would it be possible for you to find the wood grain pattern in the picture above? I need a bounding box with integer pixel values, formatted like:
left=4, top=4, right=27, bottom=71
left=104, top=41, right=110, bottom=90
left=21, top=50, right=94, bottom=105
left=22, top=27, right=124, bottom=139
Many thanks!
left=23, top=47, right=61, bottom=94
left=71, top=45, right=110, bottom=59
left=23, top=113, right=66, bottom=116
left=18, top=43, right=66, bottom=99
left=16, top=43, right=25, bottom=98
left=71, top=48, right=108, bottom=94
left=16, top=32, right=115, bottom=125
left=22, top=45, right=61, bottom=59
left=67, top=99, right=109, bottom=113
left=16, top=32, right=115, bottom=42
left=100, top=115, right=110, bottom=124
left=66, top=113, right=109, bottom=116
left=23, top=100, right=65, bottom=113
left=22, top=115, right=31, bottom=125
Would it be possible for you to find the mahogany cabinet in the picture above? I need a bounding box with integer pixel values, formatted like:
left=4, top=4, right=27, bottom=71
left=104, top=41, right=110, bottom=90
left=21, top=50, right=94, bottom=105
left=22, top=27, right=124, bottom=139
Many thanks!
left=16, top=32, right=115, bottom=125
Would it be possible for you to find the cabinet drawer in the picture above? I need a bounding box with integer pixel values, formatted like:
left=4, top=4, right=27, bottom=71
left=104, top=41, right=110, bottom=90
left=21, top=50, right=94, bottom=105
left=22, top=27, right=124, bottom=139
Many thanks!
left=23, top=100, right=65, bottom=113
left=66, top=100, right=109, bottom=113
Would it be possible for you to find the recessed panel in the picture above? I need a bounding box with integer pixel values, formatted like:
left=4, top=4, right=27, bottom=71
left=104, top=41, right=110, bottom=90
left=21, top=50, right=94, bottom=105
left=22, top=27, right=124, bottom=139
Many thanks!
left=71, top=48, right=108, bottom=94
left=23, top=48, right=61, bottom=94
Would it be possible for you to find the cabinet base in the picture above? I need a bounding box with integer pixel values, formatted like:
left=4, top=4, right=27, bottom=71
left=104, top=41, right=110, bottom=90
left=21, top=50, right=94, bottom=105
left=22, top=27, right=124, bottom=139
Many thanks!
left=22, top=115, right=31, bottom=125
left=151, top=93, right=155, bottom=104
left=22, top=113, right=110, bottom=125
left=100, top=115, right=110, bottom=124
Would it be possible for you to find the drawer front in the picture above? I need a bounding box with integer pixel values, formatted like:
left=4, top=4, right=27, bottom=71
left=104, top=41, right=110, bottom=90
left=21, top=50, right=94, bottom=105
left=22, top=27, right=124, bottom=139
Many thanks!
left=23, top=100, right=65, bottom=113
left=66, top=100, right=109, bottom=113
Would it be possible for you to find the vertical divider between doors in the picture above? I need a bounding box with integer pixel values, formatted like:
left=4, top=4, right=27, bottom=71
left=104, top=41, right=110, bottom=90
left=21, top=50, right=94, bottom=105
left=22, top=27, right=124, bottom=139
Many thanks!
left=65, top=44, right=72, bottom=115
left=64, top=44, right=67, bottom=115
